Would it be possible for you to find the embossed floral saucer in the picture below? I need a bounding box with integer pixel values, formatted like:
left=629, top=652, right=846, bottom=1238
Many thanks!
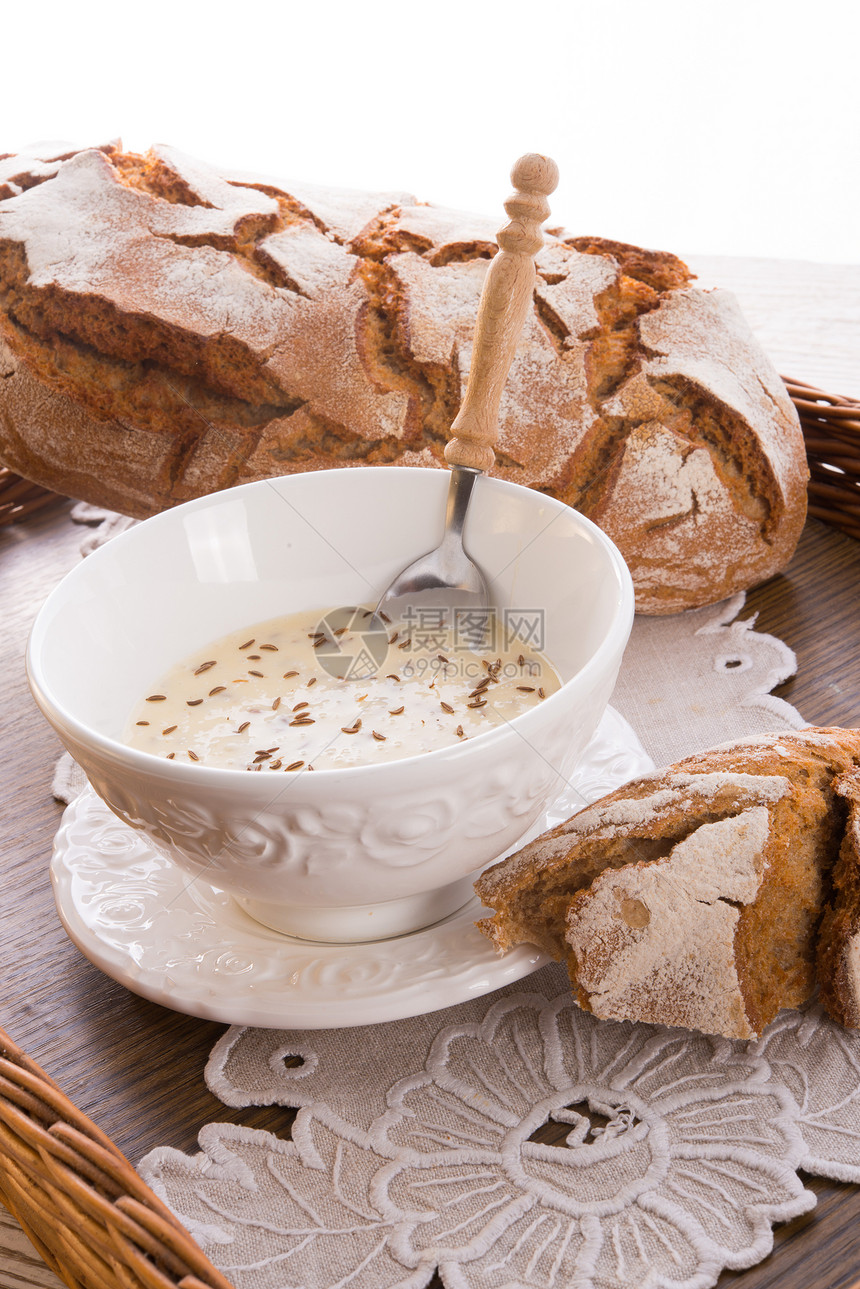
left=51, top=707, right=653, bottom=1029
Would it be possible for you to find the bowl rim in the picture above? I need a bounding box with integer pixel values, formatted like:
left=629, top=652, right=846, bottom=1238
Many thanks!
left=27, top=467, right=634, bottom=784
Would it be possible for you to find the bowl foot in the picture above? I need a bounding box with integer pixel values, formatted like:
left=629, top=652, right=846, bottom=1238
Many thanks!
left=235, top=876, right=478, bottom=943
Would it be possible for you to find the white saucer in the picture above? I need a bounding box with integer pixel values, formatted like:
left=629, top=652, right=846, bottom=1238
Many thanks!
left=51, top=707, right=653, bottom=1030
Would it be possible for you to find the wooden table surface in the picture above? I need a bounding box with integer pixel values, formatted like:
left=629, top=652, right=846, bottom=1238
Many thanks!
left=2, top=254, right=860, bottom=1289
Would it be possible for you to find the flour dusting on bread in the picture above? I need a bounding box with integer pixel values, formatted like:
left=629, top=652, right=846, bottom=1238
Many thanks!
left=567, top=809, right=771, bottom=1039
left=0, top=142, right=807, bottom=613
left=476, top=728, right=860, bottom=1038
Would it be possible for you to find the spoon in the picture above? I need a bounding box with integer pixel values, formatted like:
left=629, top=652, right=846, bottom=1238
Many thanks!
left=375, top=153, right=559, bottom=635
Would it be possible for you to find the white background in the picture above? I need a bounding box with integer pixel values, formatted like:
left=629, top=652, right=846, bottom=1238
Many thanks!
left=5, top=0, right=859, bottom=264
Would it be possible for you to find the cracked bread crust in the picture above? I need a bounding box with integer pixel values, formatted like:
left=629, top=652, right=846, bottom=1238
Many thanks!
left=0, top=142, right=808, bottom=612
left=475, top=727, right=860, bottom=1038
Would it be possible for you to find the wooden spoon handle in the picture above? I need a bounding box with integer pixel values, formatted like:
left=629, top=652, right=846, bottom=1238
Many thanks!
left=444, top=153, right=559, bottom=473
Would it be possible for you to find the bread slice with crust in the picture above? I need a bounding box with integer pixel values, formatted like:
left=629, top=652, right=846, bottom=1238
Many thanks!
left=475, top=727, right=860, bottom=1038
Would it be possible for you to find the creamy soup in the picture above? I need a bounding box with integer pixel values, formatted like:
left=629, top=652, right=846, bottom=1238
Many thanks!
left=125, top=605, right=561, bottom=771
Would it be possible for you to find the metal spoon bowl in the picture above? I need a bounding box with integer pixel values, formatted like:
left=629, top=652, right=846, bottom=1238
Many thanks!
left=374, top=466, right=487, bottom=625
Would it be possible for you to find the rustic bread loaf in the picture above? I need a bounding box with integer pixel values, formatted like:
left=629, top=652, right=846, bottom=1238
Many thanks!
left=0, top=142, right=808, bottom=613
left=475, top=727, right=860, bottom=1038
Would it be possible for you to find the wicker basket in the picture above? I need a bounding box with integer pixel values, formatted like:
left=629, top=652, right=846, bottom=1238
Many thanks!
left=0, top=1029, right=234, bottom=1289
left=0, top=466, right=68, bottom=526
left=0, top=373, right=858, bottom=1289
left=783, top=378, right=860, bottom=542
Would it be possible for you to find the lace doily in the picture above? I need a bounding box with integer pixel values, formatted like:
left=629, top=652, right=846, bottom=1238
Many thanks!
left=129, top=596, right=858, bottom=1289
left=138, top=973, right=860, bottom=1289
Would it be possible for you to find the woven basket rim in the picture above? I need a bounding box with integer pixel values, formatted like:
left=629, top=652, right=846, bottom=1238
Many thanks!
left=782, top=376, right=860, bottom=543
left=0, top=1027, right=235, bottom=1289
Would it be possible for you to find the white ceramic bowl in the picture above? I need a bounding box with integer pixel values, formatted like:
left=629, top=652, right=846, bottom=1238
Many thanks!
left=28, top=468, right=633, bottom=942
